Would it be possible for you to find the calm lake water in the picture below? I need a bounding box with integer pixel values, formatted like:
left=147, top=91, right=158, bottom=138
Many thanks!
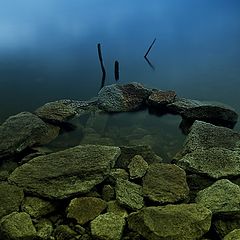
left=0, top=0, right=240, bottom=136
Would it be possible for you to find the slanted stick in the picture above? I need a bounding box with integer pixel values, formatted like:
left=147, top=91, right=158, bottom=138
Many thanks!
left=144, top=38, right=156, bottom=58
left=97, top=43, right=106, bottom=89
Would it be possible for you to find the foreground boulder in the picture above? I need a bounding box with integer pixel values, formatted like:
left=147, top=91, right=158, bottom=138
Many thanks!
left=0, top=112, right=59, bottom=159
left=0, top=212, right=36, bottom=240
left=175, top=121, right=240, bottom=179
left=143, top=163, right=189, bottom=204
left=9, top=145, right=121, bottom=199
left=196, top=179, right=240, bottom=216
left=167, top=98, right=238, bottom=128
left=98, top=82, right=152, bottom=112
left=0, top=182, right=24, bottom=219
left=128, top=204, right=212, bottom=240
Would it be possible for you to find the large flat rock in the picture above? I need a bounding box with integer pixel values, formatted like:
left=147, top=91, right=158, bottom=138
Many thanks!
left=128, top=204, right=212, bottom=240
left=0, top=112, right=59, bottom=159
left=9, top=145, right=121, bottom=199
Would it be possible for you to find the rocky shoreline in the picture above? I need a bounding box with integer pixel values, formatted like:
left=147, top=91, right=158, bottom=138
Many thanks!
left=0, top=82, right=240, bottom=239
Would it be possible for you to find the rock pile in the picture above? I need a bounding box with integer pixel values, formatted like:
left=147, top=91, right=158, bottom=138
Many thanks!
left=0, top=82, right=239, bottom=239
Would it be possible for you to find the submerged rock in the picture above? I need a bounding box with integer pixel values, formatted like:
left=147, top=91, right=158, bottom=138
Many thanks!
left=67, top=197, right=107, bottom=225
left=143, top=163, right=189, bottom=204
left=91, top=213, right=125, bottom=240
left=98, top=82, right=152, bottom=112
left=0, top=182, right=24, bottom=219
left=0, top=112, right=59, bottom=159
left=167, top=98, right=238, bottom=128
left=127, top=204, right=212, bottom=240
left=196, top=179, right=240, bottom=215
left=9, top=145, right=121, bottom=199
left=0, top=212, right=37, bottom=240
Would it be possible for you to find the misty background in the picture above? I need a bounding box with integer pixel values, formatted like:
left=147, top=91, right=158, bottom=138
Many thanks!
left=0, top=0, right=240, bottom=126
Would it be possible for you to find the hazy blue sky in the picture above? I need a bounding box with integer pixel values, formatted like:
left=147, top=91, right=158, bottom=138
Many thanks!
left=0, top=0, right=240, bottom=119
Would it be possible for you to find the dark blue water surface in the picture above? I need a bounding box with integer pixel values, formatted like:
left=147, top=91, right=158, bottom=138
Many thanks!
left=0, top=0, right=240, bottom=127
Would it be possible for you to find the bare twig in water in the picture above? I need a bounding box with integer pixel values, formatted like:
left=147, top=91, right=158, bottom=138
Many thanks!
left=144, top=38, right=156, bottom=71
left=144, top=38, right=156, bottom=58
left=114, top=60, right=119, bottom=81
left=97, top=43, right=106, bottom=89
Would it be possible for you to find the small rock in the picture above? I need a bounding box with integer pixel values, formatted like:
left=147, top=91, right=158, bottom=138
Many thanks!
left=0, top=212, right=37, bottom=240
left=91, top=213, right=125, bottom=240
left=116, top=179, right=144, bottom=210
left=224, top=229, right=240, bottom=240
left=0, top=182, right=24, bottom=219
left=35, top=218, right=53, bottom=240
left=107, top=201, right=128, bottom=218
left=53, top=225, right=77, bottom=240
left=108, top=168, right=129, bottom=183
left=21, top=196, right=56, bottom=218
left=67, top=197, right=107, bottom=225
left=143, top=163, right=189, bottom=204
left=196, top=179, right=240, bottom=215
left=102, top=185, right=115, bottom=201
left=128, top=155, right=149, bottom=179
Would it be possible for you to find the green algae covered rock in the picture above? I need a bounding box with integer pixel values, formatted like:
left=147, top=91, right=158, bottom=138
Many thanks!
left=116, top=179, right=144, bottom=210
left=128, top=155, right=148, bottom=179
left=223, top=229, right=240, bottom=240
left=91, top=213, right=125, bottom=240
left=0, top=112, right=59, bottom=159
left=196, top=179, right=240, bottom=215
left=143, top=163, right=189, bottom=204
left=53, top=224, right=78, bottom=240
left=9, top=145, right=121, bottom=199
left=0, top=182, right=24, bottom=219
left=67, top=197, right=107, bottom=225
left=0, top=212, right=36, bottom=240
left=128, top=204, right=212, bottom=240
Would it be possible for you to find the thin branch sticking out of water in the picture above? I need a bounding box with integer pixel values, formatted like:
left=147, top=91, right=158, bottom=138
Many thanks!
left=114, top=60, right=119, bottom=81
left=144, top=38, right=156, bottom=71
left=97, top=43, right=106, bottom=89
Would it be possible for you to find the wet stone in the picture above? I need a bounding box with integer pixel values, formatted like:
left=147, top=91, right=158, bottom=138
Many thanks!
left=35, top=218, right=53, bottom=240
left=167, top=98, right=238, bottom=128
left=0, top=212, right=37, bottom=240
left=9, top=145, right=121, bottom=199
left=0, top=182, right=24, bottom=219
left=67, top=197, right=107, bottom=225
left=91, top=213, right=125, bottom=240
left=0, top=112, right=59, bottom=159
left=116, top=179, right=144, bottom=210
left=128, top=155, right=149, bottom=179
left=98, top=82, right=152, bottom=112
left=196, top=179, right=240, bottom=216
left=143, top=163, right=189, bottom=204
left=127, top=204, right=212, bottom=240
left=21, top=196, right=56, bottom=219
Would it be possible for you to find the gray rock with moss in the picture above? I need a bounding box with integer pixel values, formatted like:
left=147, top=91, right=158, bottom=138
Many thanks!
left=116, top=179, right=144, bottom=210
left=116, top=145, right=162, bottom=169
left=196, top=179, right=240, bottom=215
left=0, top=182, right=24, bottom=219
left=98, top=82, right=152, bottom=112
left=223, top=229, right=240, bottom=240
left=91, top=213, right=125, bottom=240
left=21, top=196, right=56, bottom=218
left=128, top=155, right=148, bottom=179
left=67, top=197, right=107, bottom=225
left=143, top=163, right=189, bottom=204
left=0, top=212, right=37, bottom=240
left=128, top=204, right=212, bottom=240
left=0, top=112, right=59, bottom=159
left=9, top=145, right=121, bottom=199
left=167, top=98, right=238, bottom=128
